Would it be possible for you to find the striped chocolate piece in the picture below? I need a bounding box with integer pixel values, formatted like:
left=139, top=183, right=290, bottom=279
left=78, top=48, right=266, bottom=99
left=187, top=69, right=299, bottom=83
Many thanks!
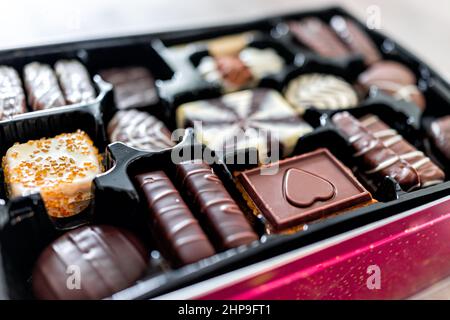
left=289, top=17, right=350, bottom=58
left=33, top=225, right=148, bottom=300
left=107, top=109, right=175, bottom=152
left=176, top=160, right=258, bottom=249
left=135, top=171, right=215, bottom=267
left=0, top=66, right=27, bottom=120
left=330, top=16, right=382, bottom=66
left=55, top=60, right=96, bottom=104
left=332, top=112, right=444, bottom=191
left=284, top=74, right=358, bottom=114
left=24, top=62, right=66, bottom=110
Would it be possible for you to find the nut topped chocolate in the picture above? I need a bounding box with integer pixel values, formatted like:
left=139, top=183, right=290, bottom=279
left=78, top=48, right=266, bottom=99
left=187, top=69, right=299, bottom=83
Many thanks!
left=107, top=109, right=175, bottom=152
left=238, top=148, right=372, bottom=232
left=284, top=74, right=359, bottom=114
left=197, top=47, right=285, bottom=92
left=0, top=66, right=27, bottom=120
left=176, top=88, right=312, bottom=159
left=333, top=112, right=444, bottom=191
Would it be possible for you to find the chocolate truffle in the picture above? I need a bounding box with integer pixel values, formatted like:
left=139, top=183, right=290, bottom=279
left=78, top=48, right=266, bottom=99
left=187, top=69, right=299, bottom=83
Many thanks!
left=99, top=66, right=158, bottom=109
left=23, top=62, right=66, bottom=110
left=197, top=47, right=285, bottom=92
left=430, top=116, right=450, bottom=161
left=289, top=18, right=350, bottom=58
left=32, top=225, right=148, bottom=300
left=357, top=61, right=426, bottom=111
left=284, top=74, right=359, bottom=113
left=238, top=148, right=372, bottom=232
left=135, top=171, right=215, bottom=266
left=176, top=160, right=258, bottom=249
left=330, top=16, right=382, bottom=66
left=107, top=109, right=175, bottom=152
left=3, top=130, right=103, bottom=218
left=55, top=60, right=96, bottom=104
left=0, top=66, right=27, bottom=119
left=333, top=112, right=444, bottom=191
left=176, top=88, right=312, bottom=159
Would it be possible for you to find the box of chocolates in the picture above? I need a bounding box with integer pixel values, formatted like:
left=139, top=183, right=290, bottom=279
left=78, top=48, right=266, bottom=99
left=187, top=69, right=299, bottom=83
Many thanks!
left=1, top=6, right=450, bottom=300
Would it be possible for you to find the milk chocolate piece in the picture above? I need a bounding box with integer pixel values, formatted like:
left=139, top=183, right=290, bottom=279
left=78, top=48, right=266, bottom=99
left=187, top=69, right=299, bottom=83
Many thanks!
left=177, top=89, right=312, bottom=159
left=135, top=171, right=215, bottom=266
left=55, top=60, right=96, bottom=104
left=99, top=66, right=158, bottom=109
left=238, top=149, right=372, bottom=231
left=107, top=109, right=175, bottom=151
left=0, top=66, right=27, bottom=119
left=176, top=160, right=257, bottom=249
left=330, top=16, right=382, bottom=65
left=215, top=55, right=253, bottom=88
left=333, top=112, right=444, bottom=191
left=430, top=116, right=450, bottom=161
left=289, top=18, right=350, bottom=58
left=33, top=225, right=148, bottom=300
left=284, top=74, right=359, bottom=113
left=23, top=62, right=66, bottom=110
left=358, top=61, right=426, bottom=111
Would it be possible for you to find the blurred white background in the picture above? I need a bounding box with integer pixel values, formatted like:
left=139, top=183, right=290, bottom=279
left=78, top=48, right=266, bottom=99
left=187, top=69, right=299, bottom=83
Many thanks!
left=0, top=0, right=448, bottom=77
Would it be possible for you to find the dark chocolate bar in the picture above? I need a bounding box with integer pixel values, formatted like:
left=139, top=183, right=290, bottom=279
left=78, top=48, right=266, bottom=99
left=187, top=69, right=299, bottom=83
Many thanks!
left=430, top=116, right=450, bottom=161
left=55, top=60, right=96, bottom=104
left=135, top=171, right=215, bottom=266
left=0, top=66, right=27, bottom=119
left=332, top=112, right=444, bottom=191
left=176, top=160, right=258, bottom=249
left=23, top=62, right=66, bottom=110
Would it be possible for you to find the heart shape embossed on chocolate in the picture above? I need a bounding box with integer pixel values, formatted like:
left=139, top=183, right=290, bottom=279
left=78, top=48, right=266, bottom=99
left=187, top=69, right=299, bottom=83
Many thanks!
left=283, top=168, right=336, bottom=208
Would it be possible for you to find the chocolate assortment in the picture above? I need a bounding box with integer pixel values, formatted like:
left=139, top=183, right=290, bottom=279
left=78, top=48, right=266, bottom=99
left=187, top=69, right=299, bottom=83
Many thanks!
left=1, top=7, right=450, bottom=300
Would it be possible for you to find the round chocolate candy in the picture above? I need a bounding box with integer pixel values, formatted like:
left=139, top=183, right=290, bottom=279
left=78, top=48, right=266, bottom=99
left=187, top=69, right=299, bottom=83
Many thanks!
left=284, top=73, right=359, bottom=113
left=357, top=61, right=426, bottom=111
left=32, top=225, right=148, bottom=300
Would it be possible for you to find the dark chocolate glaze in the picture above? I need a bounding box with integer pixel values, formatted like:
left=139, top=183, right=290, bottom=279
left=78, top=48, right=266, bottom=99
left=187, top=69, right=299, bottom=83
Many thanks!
left=55, top=60, right=96, bottom=104
left=330, top=16, right=382, bottom=66
left=430, top=116, right=450, bottom=161
left=135, top=171, right=215, bottom=267
left=23, top=62, right=66, bottom=110
left=176, top=161, right=258, bottom=249
left=332, top=112, right=444, bottom=191
left=0, top=66, right=27, bottom=119
left=32, top=225, right=148, bottom=300
left=289, top=18, right=350, bottom=58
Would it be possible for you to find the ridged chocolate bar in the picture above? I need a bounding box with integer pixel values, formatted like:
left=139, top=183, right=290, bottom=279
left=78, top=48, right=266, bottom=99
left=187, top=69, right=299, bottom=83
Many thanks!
left=176, top=160, right=258, bottom=249
left=24, top=62, right=66, bottom=110
left=333, top=112, right=445, bottom=191
left=135, top=171, right=215, bottom=266
left=55, top=60, right=96, bottom=104
left=0, top=66, right=27, bottom=119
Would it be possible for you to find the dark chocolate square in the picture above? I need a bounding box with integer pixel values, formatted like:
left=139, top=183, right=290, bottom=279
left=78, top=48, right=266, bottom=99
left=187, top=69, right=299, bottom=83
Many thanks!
left=238, top=148, right=371, bottom=230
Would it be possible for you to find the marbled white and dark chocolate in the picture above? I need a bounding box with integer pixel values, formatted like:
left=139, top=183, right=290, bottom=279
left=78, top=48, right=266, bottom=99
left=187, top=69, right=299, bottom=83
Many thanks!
left=284, top=74, right=359, bottom=114
left=176, top=160, right=257, bottom=249
left=0, top=66, right=27, bottom=119
left=330, top=16, right=382, bottom=66
left=135, top=171, right=215, bottom=266
left=357, top=61, right=426, bottom=111
left=333, top=112, right=444, bottom=191
left=176, top=88, right=312, bottom=158
left=33, top=225, right=148, bottom=300
left=238, top=148, right=372, bottom=232
left=107, top=109, right=175, bottom=151
left=429, top=116, right=450, bottom=161
left=99, top=66, right=158, bottom=109
left=55, top=60, right=96, bottom=104
left=289, top=17, right=351, bottom=58
left=23, top=62, right=66, bottom=110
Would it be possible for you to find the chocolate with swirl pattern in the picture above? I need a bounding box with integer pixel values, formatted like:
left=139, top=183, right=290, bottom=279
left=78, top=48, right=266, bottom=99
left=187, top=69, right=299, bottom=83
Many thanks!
left=23, top=62, right=66, bottom=110
left=176, top=160, right=258, bottom=250
left=135, top=171, right=215, bottom=267
left=0, top=66, right=27, bottom=119
left=332, top=112, right=444, bottom=191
